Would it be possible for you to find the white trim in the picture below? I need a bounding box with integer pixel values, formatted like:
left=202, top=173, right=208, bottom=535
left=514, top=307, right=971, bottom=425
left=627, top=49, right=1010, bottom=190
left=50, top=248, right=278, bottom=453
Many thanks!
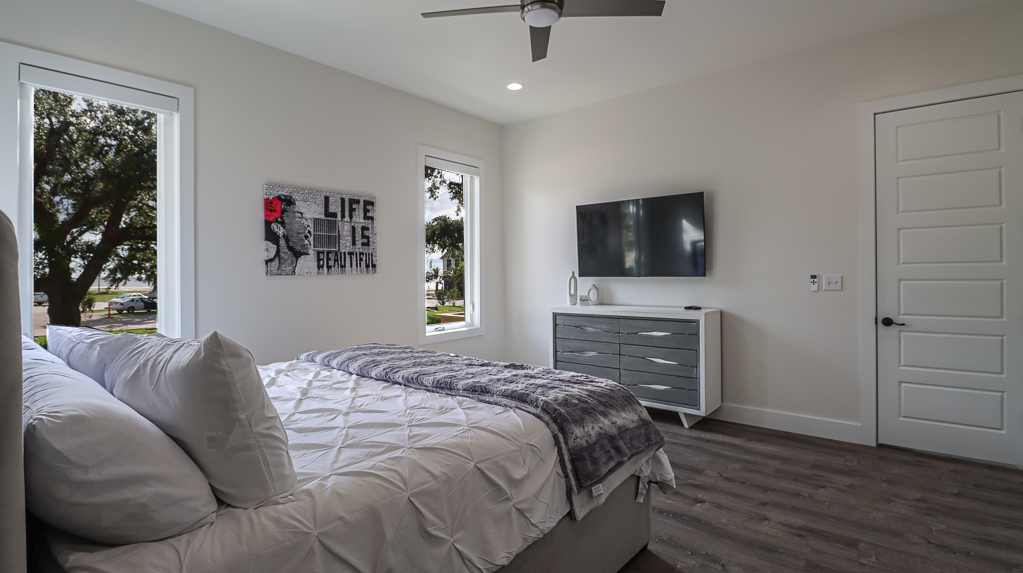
left=417, top=145, right=485, bottom=345
left=857, top=74, right=1023, bottom=447
left=0, top=41, right=195, bottom=338
left=709, top=404, right=862, bottom=444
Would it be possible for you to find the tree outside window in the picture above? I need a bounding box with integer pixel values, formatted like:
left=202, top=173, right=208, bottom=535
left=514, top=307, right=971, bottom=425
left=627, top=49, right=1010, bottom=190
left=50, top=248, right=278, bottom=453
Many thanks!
left=33, top=89, right=157, bottom=327
left=425, top=166, right=465, bottom=324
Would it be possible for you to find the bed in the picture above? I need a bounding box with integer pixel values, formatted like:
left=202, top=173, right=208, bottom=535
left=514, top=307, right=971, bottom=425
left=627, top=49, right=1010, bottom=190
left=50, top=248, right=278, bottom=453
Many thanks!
left=0, top=207, right=672, bottom=573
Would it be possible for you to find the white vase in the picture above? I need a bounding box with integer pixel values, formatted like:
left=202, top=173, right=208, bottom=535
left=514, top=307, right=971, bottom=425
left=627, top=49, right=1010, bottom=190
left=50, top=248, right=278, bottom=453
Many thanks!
left=587, top=284, right=600, bottom=305
left=568, top=272, right=578, bottom=305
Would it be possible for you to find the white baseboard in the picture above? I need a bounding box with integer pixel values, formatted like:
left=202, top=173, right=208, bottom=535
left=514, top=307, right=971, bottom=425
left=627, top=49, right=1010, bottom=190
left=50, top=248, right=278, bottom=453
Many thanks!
left=708, top=403, right=863, bottom=444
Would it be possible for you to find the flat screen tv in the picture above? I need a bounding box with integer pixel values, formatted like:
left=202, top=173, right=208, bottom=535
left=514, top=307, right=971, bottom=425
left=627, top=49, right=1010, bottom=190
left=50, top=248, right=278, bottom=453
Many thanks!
left=576, top=192, right=706, bottom=277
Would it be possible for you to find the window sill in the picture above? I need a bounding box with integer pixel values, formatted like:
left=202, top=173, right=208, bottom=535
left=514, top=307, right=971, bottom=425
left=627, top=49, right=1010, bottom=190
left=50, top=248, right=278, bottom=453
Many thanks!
left=419, top=324, right=485, bottom=345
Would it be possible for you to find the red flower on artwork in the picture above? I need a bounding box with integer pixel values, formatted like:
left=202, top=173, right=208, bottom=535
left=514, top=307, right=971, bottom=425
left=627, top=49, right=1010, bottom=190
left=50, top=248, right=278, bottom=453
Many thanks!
left=264, top=197, right=282, bottom=222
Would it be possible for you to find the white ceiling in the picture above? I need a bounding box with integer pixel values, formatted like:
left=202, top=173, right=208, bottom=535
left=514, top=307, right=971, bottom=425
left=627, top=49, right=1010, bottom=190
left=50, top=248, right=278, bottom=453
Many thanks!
left=134, top=0, right=1000, bottom=125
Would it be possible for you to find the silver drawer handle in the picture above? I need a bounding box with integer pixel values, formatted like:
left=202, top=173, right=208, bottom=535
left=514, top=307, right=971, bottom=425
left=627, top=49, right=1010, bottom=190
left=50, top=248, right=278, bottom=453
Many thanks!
left=563, top=325, right=611, bottom=333
left=560, top=351, right=611, bottom=356
left=622, top=355, right=680, bottom=365
left=639, top=384, right=672, bottom=390
left=626, top=331, right=679, bottom=336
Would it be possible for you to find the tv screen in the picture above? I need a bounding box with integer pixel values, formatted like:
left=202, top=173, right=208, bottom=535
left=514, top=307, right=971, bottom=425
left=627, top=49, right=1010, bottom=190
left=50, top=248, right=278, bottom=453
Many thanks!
left=576, top=192, right=706, bottom=277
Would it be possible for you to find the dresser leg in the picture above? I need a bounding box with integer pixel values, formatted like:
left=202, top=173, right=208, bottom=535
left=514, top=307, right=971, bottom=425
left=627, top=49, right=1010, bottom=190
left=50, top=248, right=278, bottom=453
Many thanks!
left=678, top=413, right=703, bottom=428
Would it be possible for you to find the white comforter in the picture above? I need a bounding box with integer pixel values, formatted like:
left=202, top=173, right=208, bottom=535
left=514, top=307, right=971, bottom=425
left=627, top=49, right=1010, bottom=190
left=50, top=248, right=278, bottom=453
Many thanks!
left=49, top=359, right=668, bottom=573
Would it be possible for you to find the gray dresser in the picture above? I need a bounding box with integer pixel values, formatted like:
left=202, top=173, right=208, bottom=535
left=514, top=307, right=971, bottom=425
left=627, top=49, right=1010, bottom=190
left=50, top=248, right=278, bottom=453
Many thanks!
left=550, top=305, right=721, bottom=428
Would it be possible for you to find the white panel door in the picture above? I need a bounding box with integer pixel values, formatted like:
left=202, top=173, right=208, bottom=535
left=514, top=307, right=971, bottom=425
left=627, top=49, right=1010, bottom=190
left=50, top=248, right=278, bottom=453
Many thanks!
left=876, top=91, right=1023, bottom=466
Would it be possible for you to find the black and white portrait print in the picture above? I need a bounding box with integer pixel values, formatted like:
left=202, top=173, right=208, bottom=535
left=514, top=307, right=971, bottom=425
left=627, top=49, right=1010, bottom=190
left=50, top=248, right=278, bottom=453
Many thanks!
left=264, top=184, right=377, bottom=276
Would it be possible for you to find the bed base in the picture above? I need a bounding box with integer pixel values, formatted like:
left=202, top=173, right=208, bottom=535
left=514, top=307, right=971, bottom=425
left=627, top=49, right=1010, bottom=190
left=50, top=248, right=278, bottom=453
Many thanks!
left=498, top=475, right=651, bottom=573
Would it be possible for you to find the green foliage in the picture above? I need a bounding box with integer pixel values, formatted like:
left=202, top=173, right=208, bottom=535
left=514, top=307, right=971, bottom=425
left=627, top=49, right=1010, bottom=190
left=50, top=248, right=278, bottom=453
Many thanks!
left=435, top=288, right=451, bottom=307
left=435, top=288, right=463, bottom=308
left=79, top=294, right=95, bottom=316
left=33, top=89, right=157, bottom=326
left=425, top=216, right=464, bottom=258
left=425, top=166, right=463, bottom=215
left=425, top=264, right=440, bottom=286
left=424, top=166, right=466, bottom=300
left=444, top=262, right=464, bottom=297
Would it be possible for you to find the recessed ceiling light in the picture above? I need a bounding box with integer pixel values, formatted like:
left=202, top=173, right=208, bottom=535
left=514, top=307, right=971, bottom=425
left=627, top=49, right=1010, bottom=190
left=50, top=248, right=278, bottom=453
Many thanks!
left=507, top=83, right=523, bottom=91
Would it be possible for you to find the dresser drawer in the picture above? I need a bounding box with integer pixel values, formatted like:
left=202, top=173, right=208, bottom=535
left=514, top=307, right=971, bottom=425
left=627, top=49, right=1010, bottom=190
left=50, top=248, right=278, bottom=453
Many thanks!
left=555, top=338, right=620, bottom=369
left=620, top=344, right=698, bottom=378
left=625, top=384, right=699, bottom=408
left=621, top=369, right=697, bottom=390
left=620, top=318, right=699, bottom=350
left=620, top=344, right=698, bottom=367
left=555, top=323, right=619, bottom=344
left=556, top=314, right=620, bottom=333
left=555, top=361, right=620, bottom=382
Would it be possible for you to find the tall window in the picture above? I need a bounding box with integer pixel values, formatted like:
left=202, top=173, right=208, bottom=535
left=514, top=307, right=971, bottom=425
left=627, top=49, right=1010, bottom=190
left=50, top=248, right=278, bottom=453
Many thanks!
left=1, top=48, right=195, bottom=339
left=418, top=146, right=483, bottom=343
left=32, top=89, right=158, bottom=341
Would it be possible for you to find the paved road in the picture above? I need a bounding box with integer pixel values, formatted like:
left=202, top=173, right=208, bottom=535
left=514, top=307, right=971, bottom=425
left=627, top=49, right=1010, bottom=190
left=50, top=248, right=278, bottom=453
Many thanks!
left=33, top=304, right=157, bottom=337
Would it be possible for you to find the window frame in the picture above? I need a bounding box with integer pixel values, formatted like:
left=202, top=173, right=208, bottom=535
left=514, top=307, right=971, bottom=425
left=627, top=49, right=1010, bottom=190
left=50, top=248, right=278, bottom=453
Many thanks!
left=0, top=42, right=195, bottom=338
left=417, top=145, right=484, bottom=345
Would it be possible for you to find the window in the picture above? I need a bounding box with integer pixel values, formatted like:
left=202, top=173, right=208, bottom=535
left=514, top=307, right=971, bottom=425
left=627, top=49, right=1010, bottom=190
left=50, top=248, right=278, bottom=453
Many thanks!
left=31, top=88, right=158, bottom=337
left=0, top=42, right=195, bottom=338
left=417, top=146, right=483, bottom=344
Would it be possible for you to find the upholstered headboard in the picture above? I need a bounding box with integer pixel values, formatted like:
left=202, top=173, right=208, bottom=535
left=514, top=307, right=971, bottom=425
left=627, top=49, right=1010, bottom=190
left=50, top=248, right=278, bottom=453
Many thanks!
left=0, top=208, right=27, bottom=572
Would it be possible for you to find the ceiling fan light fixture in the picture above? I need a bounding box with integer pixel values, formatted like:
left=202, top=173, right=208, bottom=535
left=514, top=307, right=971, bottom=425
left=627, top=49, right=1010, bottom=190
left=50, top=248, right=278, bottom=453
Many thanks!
left=521, top=2, right=561, bottom=28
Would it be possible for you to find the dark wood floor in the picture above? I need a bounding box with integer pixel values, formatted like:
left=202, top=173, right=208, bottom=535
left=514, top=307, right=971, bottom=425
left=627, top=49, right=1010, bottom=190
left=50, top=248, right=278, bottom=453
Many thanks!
left=621, top=412, right=1023, bottom=573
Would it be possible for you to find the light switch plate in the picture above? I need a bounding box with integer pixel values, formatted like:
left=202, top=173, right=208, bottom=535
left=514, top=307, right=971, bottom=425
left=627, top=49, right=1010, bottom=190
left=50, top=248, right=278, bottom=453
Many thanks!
left=824, top=274, right=843, bottom=291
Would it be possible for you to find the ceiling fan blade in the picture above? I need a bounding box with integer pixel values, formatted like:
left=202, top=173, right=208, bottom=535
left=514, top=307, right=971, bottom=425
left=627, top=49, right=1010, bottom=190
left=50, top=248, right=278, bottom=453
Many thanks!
left=561, top=0, right=665, bottom=18
left=422, top=5, right=520, bottom=18
left=529, top=25, right=551, bottom=62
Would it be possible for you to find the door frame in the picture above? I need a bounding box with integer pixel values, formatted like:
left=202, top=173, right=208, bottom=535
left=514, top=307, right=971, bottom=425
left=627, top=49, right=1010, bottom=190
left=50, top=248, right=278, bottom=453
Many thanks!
left=857, top=74, right=1023, bottom=447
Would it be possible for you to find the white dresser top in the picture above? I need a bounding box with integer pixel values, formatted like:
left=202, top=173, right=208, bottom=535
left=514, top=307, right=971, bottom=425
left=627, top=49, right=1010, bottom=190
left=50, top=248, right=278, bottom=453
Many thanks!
left=549, top=305, right=719, bottom=320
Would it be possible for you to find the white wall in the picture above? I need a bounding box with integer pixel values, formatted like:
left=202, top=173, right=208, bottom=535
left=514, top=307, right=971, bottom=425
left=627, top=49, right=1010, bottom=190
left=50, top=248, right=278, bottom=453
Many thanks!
left=0, top=0, right=506, bottom=363
left=503, top=1, right=1023, bottom=438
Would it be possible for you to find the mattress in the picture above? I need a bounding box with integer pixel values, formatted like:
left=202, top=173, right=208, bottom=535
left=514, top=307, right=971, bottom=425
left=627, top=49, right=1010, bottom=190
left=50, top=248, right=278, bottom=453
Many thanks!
left=48, top=358, right=572, bottom=573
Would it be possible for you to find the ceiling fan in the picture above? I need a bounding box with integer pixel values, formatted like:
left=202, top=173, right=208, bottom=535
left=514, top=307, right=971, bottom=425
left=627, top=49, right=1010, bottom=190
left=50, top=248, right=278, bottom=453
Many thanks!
left=422, top=0, right=666, bottom=62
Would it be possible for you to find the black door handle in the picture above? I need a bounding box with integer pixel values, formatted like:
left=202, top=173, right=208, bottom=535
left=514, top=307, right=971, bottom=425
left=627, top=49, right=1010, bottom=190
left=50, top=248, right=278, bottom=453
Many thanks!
left=881, top=317, right=906, bottom=327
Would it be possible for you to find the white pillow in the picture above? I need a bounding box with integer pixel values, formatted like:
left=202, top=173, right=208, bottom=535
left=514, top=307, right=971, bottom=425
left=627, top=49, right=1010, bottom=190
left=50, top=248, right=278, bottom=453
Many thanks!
left=45, top=325, right=122, bottom=390
left=21, top=336, right=218, bottom=544
left=22, top=334, right=66, bottom=367
left=105, top=331, right=296, bottom=508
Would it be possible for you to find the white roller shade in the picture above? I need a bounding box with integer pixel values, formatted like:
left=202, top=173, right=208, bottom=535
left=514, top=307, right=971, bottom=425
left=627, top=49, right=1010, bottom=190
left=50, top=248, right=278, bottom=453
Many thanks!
left=425, top=155, right=480, bottom=177
left=20, top=64, right=178, bottom=114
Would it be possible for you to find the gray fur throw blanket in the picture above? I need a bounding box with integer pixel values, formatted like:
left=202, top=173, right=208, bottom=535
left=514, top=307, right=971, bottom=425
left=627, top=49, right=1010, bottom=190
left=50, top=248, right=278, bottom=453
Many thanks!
left=298, top=343, right=665, bottom=497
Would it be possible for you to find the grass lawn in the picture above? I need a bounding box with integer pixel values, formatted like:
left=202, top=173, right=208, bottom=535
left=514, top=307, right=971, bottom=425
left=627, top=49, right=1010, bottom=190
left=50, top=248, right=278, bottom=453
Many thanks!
left=426, top=305, right=464, bottom=325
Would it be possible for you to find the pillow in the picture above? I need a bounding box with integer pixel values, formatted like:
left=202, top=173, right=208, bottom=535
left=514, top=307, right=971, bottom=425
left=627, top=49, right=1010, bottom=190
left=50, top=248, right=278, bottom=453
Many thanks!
left=21, top=336, right=218, bottom=544
left=105, top=331, right=296, bottom=508
left=45, top=325, right=122, bottom=390
left=22, top=334, right=66, bottom=367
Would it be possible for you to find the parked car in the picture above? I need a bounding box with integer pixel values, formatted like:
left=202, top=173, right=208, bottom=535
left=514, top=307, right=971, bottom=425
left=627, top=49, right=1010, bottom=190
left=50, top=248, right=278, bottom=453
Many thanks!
left=33, top=292, right=47, bottom=305
left=108, top=295, right=157, bottom=314
left=109, top=293, right=140, bottom=302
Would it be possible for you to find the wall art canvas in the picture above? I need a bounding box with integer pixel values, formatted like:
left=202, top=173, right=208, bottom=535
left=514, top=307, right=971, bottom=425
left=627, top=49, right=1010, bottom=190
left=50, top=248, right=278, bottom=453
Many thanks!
left=264, top=183, right=377, bottom=276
